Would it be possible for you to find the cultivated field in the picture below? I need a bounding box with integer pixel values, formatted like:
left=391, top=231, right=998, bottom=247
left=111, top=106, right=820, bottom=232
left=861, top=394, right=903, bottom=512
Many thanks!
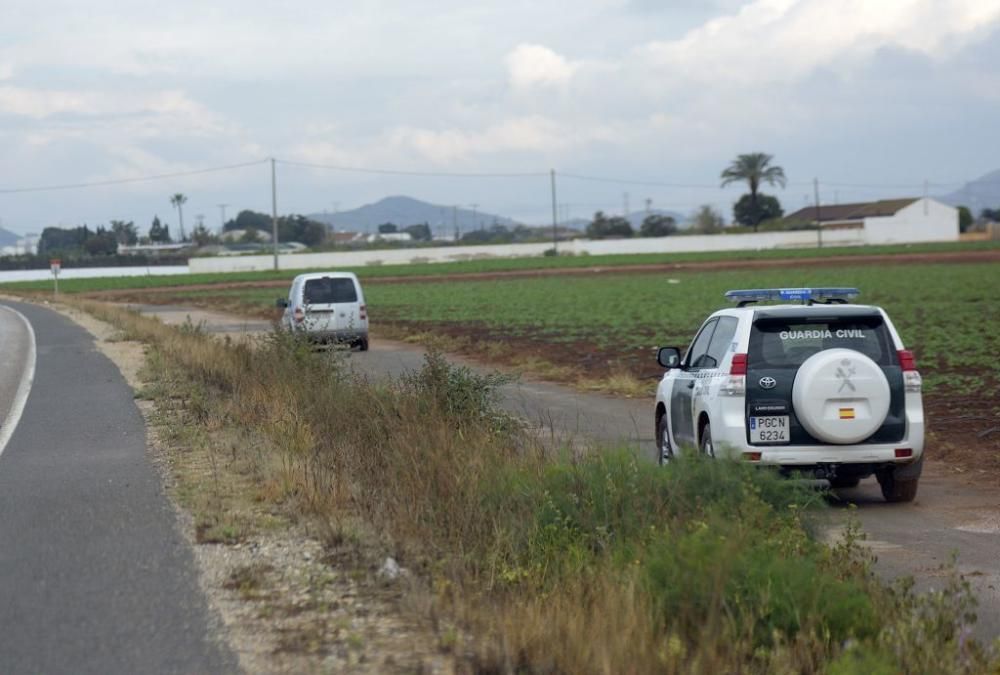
left=2, top=240, right=997, bottom=295
left=138, top=260, right=999, bottom=393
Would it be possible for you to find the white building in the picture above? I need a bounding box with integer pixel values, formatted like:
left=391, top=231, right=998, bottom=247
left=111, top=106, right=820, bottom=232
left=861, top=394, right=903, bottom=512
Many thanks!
left=783, top=197, right=958, bottom=244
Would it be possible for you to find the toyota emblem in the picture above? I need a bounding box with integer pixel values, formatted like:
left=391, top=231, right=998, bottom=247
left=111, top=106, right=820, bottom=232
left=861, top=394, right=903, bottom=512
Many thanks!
left=759, top=376, right=777, bottom=389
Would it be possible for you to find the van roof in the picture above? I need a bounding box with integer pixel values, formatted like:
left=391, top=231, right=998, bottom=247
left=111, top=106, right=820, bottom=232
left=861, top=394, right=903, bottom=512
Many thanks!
left=293, top=271, right=359, bottom=281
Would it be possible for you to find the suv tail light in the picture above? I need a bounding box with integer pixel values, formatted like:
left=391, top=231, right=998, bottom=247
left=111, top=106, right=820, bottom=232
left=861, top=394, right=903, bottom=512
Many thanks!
left=359, top=304, right=367, bottom=320
left=293, top=306, right=305, bottom=324
left=897, top=349, right=922, bottom=393
left=730, top=353, right=748, bottom=376
left=721, top=352, right=748, bottom=397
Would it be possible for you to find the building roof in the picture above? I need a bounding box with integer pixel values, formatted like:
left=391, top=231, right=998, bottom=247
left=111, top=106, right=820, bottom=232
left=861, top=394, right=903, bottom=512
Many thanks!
left=784, top=198, right=919, bottom=223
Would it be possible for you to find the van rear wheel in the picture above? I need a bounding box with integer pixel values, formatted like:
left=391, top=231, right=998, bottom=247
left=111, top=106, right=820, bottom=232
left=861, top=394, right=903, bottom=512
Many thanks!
left=357, top=338, right=369, bottom=352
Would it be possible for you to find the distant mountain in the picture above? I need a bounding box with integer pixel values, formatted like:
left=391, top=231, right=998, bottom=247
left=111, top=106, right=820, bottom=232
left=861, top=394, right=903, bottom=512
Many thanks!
left=0, top=226, right=20, bottom=247
left=309, top=196, right=519, bottom=235
left=939, top=168, right=1000, bottom=212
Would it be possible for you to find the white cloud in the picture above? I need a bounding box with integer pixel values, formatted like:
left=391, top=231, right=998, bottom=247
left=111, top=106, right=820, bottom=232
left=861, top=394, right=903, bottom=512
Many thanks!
left=0, top=85, right=231, bottom=141
left=639, top=0, right=1000, bottom=85
left=506, top=44, right=578, bottom=89
left=393, top=116, right=631, bottom=163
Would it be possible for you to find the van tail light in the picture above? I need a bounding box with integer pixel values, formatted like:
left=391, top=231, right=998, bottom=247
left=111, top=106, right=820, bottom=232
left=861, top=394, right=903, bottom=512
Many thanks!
left=359, top=304, right=367, bottom=320
left=721, top=352, right=747, bottom=397
left=293, top=307, right=305, bottom=324
left=897, top=349, right=922, bottom=393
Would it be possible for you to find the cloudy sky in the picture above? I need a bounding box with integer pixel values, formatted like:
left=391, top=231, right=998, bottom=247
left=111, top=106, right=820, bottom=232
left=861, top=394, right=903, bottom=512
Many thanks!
left=2, top=0, right=999, bottom=235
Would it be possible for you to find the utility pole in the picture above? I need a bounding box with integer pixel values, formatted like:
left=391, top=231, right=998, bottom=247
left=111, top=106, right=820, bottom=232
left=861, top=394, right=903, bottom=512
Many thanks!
left=550, top=169, right=559, bottom=254
left=814, top=177, right=822, bottom=249
left=623, top=192, right=630, bottom=218
left=923, top=179, right=929, bottom=215
left=217, top=203, right=229, bottom=232
left=453, top=205, right=459, bottom=241
left=470, top=203, right=479, bottom=231
left=645, top=198, right=652, bottom=219
left=271, top=158, right=279, bottom=271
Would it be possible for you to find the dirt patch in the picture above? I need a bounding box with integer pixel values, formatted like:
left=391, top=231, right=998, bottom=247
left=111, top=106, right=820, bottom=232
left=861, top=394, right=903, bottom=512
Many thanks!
left=924, top=393, right=1000, bottom=486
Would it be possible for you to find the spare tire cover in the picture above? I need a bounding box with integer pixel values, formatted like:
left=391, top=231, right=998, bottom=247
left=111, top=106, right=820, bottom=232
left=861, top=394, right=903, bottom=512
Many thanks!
left=792, top=348, right=890, bottom=445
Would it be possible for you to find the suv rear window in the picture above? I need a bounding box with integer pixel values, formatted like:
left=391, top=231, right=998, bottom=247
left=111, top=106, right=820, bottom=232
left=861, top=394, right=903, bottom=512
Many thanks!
left=303, top=277, right=358, bottom=304
left=749, top=315, right=893, bottom=368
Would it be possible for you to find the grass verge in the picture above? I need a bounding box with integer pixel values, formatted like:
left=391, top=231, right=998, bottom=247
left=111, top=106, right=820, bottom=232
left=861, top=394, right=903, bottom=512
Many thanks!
left=81, top=299, right=998, bottom=673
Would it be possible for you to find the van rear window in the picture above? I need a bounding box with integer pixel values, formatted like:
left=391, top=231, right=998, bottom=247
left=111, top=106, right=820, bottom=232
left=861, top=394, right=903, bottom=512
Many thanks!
left=749, top=316, right=893, bottom=368
left=303, top=278, right=358, bottom=304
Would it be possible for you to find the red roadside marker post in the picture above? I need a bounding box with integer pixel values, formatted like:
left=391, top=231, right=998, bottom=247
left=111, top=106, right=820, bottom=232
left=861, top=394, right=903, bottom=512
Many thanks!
left=50, top=258, right=61, bottom=296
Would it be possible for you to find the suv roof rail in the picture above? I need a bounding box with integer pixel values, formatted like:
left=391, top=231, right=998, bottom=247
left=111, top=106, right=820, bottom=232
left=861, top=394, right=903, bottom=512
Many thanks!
left=724, top=287, right=860, bottom=307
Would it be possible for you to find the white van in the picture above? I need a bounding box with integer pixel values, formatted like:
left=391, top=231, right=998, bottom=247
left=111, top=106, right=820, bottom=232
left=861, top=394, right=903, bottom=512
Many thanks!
left=277, top=272, right=369, bottom=350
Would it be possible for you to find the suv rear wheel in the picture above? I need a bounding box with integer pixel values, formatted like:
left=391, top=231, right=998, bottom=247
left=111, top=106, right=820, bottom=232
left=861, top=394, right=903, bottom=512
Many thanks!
left=876, top=470, right=919, bottom=503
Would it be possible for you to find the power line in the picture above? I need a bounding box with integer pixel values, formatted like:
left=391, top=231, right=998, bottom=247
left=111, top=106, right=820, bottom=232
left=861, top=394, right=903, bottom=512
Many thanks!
left=275, top=158, right=546, bottom=179
left=558, top=171, right=724, bottom=189
left=2, top=154, right=997, bottom=199
left=0, top=159, right=270, bottom=194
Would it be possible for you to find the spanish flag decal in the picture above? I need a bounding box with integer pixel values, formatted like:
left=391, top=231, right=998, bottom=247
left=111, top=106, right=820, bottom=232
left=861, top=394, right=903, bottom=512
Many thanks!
left=839, top=408, right=856, bottom=420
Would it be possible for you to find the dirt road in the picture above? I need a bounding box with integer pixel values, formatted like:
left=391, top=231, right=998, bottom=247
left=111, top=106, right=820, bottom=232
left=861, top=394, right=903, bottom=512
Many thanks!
left=130, top=304, right=1000, bottom=642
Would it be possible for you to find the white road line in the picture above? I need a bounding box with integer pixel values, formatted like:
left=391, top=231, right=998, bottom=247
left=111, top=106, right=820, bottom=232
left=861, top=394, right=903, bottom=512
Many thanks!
left=0, top=305, right=36, bottom=460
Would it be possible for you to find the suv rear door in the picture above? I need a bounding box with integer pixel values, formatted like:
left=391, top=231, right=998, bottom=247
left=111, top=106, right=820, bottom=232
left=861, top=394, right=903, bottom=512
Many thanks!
left=745, top=309, right=905, bottom=446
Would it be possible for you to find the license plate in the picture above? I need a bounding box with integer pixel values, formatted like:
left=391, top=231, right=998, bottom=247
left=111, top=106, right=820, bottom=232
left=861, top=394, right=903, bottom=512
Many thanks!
left=749, top=416, right=789, bottom=443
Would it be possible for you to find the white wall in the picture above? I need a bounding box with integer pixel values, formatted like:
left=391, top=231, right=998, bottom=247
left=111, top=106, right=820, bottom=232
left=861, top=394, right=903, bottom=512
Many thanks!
left=186, top=226, right=874, bottom=275
left=863, top=198, right=958, bottom=244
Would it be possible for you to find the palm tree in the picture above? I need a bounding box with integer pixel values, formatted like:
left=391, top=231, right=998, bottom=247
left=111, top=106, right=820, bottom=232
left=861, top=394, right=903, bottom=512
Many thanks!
left=720, top=153, right=786, bottom=231
left=170, top=193, right=188, bottom=241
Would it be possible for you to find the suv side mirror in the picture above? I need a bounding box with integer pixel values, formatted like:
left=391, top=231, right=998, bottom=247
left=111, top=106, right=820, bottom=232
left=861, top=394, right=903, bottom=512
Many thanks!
left=657, top=347, right=681, bottom=369
left=276, top=298, right=289, bottom=309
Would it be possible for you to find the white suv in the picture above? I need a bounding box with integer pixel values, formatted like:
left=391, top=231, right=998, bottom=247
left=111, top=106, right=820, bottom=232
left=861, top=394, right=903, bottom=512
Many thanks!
left=654, top=288, right=924, bottom=502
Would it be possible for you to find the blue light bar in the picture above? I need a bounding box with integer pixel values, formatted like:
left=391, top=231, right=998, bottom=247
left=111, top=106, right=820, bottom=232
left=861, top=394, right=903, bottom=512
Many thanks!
left=724, top=288, right=860, bottom=304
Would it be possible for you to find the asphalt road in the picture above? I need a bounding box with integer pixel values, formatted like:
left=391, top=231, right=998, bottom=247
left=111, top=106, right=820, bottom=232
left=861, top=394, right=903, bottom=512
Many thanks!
left=134, top=305, right=1000, bottom=642
left=0, top=301, right=236, bottom=674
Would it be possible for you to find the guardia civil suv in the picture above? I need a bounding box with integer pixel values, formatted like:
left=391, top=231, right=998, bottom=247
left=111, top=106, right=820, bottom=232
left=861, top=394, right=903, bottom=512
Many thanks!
left=653, top=288, right=924, bottom=502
